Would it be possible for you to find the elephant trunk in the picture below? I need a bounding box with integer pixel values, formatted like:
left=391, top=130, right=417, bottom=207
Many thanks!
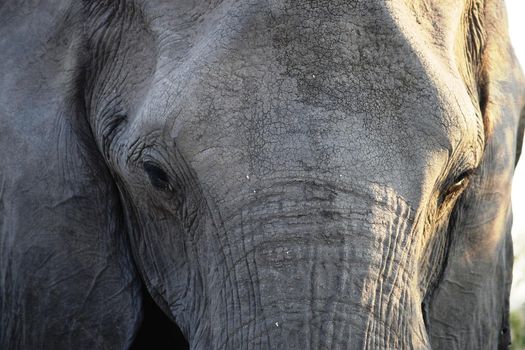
left=202, top=180, right=430, bottom=349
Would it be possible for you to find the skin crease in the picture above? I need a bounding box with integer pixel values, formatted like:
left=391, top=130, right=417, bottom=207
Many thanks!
left=0, top=0, right=524, bottom=349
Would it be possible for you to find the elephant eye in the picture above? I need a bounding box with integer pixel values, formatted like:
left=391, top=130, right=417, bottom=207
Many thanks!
left=442, top=169, right=473, bottom=204
left=451, top=170, right=472, bottom=189
left=143, top=161, right=173, bottom=191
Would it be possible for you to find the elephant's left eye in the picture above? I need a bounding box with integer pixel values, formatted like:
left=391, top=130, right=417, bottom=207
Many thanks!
left=439, top=169, right=473, bottom=206
left=448, top=170, right=473, bottom=193
left=143, top=161, right=173, bottom=192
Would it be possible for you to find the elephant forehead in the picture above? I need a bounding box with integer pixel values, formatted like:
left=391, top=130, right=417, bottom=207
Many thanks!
left=132, top=0, right=482, bottom=203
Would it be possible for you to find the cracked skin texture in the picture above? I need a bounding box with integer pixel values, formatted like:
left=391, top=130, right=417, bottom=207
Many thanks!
left=0, top=0, right=524, bottom=349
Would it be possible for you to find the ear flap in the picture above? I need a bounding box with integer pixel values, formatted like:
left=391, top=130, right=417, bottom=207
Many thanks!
left=427, top=1, right=525, bottom=349
left=0, top=4, right=142, bottom=348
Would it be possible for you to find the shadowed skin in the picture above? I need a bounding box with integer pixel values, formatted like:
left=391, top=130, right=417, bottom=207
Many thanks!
left=0, top=0, right=524, bottom=349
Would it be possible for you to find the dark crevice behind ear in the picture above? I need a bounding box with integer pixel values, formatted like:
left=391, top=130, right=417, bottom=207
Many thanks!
left=131, top=288, right=189, bottom=350
left=478, top=78, right=491, bottom=136
left=516, top=106, right=525, bottom=166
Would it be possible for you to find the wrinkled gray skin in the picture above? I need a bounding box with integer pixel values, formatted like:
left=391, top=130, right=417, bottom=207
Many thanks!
left=1, top=0, right=524, bottom=349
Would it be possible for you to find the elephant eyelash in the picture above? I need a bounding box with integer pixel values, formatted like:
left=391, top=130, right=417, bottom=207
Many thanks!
left=143, top=161, right=173, bottom=192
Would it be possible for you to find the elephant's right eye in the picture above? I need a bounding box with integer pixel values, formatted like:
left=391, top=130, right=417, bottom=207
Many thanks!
left=143, top=161, right=173, bottom=192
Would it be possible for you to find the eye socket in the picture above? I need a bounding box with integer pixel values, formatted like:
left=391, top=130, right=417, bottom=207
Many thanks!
left=143, top=161, right=173, bottom=191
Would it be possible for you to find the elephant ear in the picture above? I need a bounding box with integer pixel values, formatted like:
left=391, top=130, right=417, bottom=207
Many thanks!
left=427, top=1, right=525, bottom=349
left=0, top=3, right=142, bottom=349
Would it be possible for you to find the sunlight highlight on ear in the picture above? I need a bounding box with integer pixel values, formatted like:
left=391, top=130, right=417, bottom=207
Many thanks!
left=505, top=0, right=525, bottom=310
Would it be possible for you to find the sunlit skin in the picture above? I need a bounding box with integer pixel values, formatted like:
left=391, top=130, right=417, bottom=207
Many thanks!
left=1, top=1, right=524, bottom=349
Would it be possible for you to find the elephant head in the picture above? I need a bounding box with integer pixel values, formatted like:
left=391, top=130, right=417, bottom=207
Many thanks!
left=1, top=0, right=524, bottom=349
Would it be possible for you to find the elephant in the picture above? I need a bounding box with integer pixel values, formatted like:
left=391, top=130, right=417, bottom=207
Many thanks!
left=1, top=0, right=524, bottom=349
